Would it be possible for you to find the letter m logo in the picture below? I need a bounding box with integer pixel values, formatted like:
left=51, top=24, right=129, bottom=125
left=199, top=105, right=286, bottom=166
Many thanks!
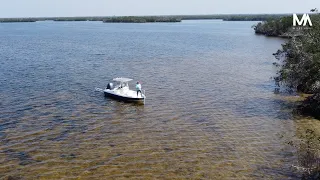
left=293, top=14, right=313, bottom=26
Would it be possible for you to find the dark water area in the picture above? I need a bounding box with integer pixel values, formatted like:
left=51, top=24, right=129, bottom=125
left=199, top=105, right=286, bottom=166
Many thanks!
left=0, top=20, right=319, bottom=179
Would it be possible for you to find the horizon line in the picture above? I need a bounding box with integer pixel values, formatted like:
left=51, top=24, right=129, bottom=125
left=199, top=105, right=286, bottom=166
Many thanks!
left=0, top=13, right=298, bottom=19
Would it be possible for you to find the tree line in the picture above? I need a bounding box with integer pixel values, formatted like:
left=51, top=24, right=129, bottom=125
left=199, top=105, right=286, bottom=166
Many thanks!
left=0, top=14, right=287, bottom=23
left=254, top=10, right=320, bottom=120
left=103, top=16, right=181, bottom=23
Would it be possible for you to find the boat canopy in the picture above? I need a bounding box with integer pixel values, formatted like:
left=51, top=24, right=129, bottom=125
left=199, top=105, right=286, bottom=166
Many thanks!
left=113, top=77, right=133, bottom=82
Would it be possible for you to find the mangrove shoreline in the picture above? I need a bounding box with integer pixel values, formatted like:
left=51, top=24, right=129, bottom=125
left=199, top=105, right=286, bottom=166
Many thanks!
left=253, top=11, right=320, bottom=120
left=0, top=14, right=288, bottom=23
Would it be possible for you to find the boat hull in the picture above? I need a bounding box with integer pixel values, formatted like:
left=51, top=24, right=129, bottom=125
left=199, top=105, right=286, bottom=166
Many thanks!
left=104, top=91, right=145, bottom=103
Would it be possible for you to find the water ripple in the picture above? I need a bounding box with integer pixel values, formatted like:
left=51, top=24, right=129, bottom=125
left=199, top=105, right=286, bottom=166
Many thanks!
left=0, top=20, right=319, bottom=179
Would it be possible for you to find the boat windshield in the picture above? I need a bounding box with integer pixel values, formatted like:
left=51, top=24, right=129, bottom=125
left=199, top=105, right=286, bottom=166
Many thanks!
left=113, top=77, right=132, bottom=89
left=118, top=82, right=129, bottom=88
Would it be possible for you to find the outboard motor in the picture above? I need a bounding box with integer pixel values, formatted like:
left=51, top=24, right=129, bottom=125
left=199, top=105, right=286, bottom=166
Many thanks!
left=107, top=83, right=113, bottom=90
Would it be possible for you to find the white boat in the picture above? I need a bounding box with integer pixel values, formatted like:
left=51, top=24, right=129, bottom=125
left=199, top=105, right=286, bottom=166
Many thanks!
left=103, top=78, right=146, bottom=103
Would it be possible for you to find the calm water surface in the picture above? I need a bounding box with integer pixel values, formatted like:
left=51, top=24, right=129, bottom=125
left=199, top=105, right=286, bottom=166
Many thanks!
left=0, top=20, right=319, bottom=179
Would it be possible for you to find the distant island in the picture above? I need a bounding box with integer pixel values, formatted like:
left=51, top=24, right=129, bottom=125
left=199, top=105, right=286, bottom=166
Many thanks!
left=0, top=18, right=36, bottom=23
left=103, top=16, right=181, bottom=23
left=0, top=14, right=288, bottom=23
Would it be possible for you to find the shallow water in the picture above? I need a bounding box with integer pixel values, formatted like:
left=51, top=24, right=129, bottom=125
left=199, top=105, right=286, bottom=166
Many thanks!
left=0, top=20, right=319, bottom=179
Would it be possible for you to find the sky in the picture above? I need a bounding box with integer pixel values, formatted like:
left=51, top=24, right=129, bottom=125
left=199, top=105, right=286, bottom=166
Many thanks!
left=0, top=0, right=319, bottom=18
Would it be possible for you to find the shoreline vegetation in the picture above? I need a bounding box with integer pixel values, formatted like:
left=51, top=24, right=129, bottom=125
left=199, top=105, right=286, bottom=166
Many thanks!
left=103, top=16, right=181, bottom=23
left=0, top=14, right=287, bottom=23
left=253, top=10, right=320, bottom=121
left=253, top=16, right=294, bottom=38
left=253, top=14, right=319, bottom=38
left=253, top=11, right=320, bottom=178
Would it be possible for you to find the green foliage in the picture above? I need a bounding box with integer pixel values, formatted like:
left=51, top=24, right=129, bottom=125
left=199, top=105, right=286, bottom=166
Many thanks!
left=253, top=15, right=293, bottom=37
left=103, top=16, right=181, bottom=23
left=255, top=10, right=320, bottom=119
left=53, top=17, right=104, bottom=21
left=176, top=14, right=286, bottom=21
left=0, top=14, right=287, bottom=23
left=0, top=18, right=36, bottom=22
left=222, top=14, right=285, bottom=21
left=269, top=10, right=320, bottom=119
left=274, top=13, right=320, bottom=93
